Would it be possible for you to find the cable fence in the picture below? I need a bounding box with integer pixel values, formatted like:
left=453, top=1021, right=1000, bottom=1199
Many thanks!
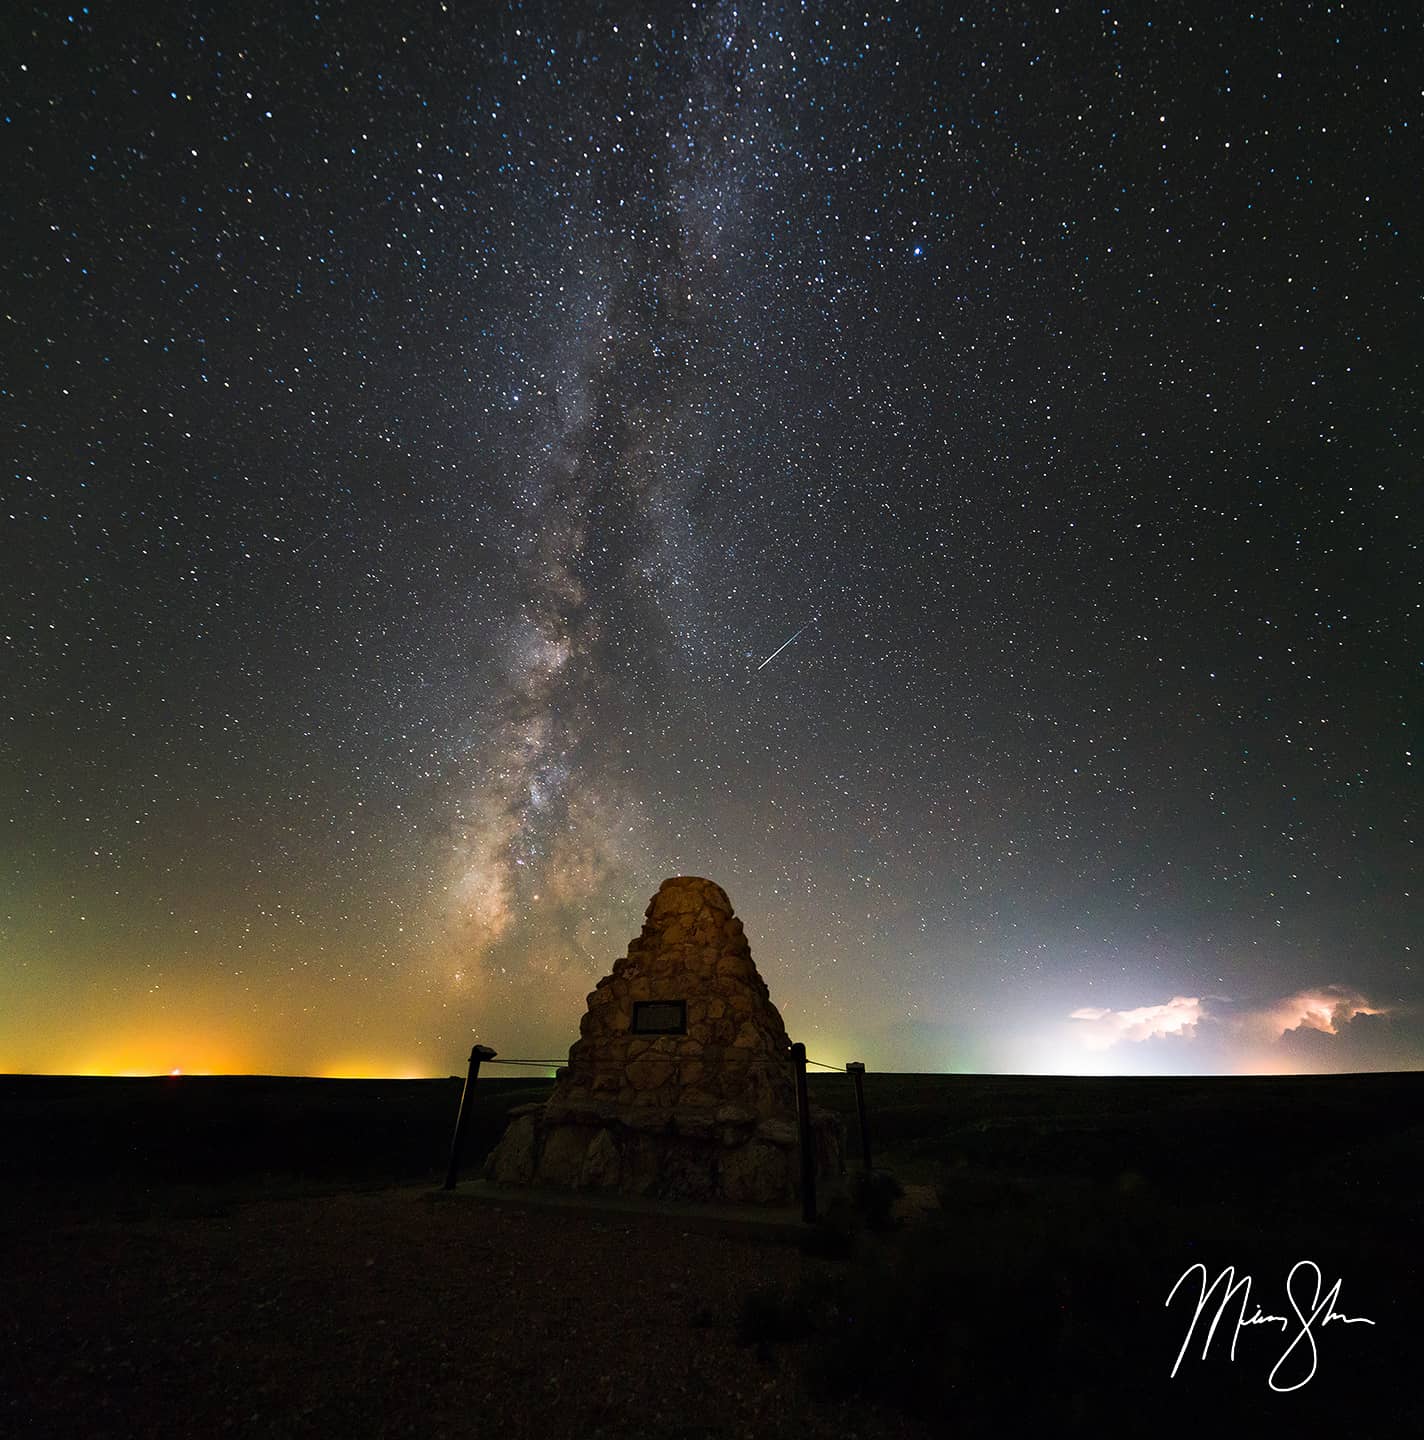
left=444, top=1038, right=875, bottom=1212
left=473, top=1053, right=848, bottom=1072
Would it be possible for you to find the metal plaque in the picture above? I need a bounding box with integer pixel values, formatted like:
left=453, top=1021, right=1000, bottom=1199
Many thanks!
left=630, top=1000, right=687, bottom=1035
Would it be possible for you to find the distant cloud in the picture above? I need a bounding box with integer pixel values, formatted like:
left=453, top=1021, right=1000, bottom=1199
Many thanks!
left=1257, top=985, right=1385, bottom=1039
left=1068, top=984, right=1390, bottom=1061
left=1069, top=995, right=1204, bottom=1050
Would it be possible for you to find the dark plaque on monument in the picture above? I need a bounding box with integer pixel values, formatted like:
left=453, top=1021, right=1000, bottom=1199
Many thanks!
left=630, top=999, right=687, bottom=1035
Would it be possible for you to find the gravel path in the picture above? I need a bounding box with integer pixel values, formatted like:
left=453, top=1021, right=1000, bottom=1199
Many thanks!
left=2, top=1185, right=930, bottom=1440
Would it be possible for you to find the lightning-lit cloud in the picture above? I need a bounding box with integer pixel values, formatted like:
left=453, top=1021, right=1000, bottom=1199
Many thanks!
left=1069, top=995, right=1205, bottom=1050
left=1067, top=985, right=1392, bottom=1069
left=1256, top=985, right=1386, bottom=1038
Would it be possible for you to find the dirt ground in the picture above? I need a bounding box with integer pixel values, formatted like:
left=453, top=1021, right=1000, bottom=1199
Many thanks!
left=1, top=1184, right=930, bottom=1440
left=6, top=1073, right=1420, bottom=1436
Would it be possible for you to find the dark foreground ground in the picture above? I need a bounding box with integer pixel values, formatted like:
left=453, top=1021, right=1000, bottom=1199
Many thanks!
left=2, top=1071, right=1421, bottom=1438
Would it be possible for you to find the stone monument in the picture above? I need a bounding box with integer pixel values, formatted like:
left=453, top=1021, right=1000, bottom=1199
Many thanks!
left=484, top=876, right=843, bottom=1204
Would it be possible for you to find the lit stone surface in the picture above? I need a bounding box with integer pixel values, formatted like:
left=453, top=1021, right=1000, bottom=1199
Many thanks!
left=484, top=877, right=842, bottom=1204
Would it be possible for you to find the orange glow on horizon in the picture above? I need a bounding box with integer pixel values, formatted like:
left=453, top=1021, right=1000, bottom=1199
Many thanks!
left=53, top=1030, right=260, bottom=1079
left=11, top=1063, right=436, bottom=1079
left=318, top=1059, right=432, bottom=1080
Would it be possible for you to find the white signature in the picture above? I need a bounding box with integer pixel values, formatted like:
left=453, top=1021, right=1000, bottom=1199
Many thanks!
left=1166, top=1260, right=1376, bottom=1392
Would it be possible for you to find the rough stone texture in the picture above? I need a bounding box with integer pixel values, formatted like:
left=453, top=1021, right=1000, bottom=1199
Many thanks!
left=559, top=876, right=796, bottom=1118
left=487, top=1113, right=536, bottom=1186
left=578, top=1129, right=620, bottom=1190
left=484, top=876, right=843, bottom=1205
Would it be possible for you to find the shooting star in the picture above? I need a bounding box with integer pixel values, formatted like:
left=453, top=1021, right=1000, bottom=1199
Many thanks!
left=756, top=620, right=814, bottom=671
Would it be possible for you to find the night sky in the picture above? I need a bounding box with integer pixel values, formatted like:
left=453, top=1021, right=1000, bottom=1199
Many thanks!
left=4, top=1, right=1419, bottom=1078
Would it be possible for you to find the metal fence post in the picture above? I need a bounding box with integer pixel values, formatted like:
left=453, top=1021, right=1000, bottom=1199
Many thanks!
left=790, top=1042, right=816, bottom=1223
left=443, top=1043, right=497, bottom=1190
left=846, top=1060, right=871, bottom=1172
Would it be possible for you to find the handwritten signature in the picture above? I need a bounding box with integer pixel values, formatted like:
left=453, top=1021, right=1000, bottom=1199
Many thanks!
left=1166, top=1260, right=1376, bottom=1391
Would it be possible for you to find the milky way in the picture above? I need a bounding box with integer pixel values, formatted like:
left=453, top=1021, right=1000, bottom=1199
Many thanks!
left=3, top=2, right=1419, bottom=1076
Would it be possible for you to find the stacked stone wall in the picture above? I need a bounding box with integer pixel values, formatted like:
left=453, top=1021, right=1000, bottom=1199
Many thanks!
left=483, top=876, right=843, bottom=1205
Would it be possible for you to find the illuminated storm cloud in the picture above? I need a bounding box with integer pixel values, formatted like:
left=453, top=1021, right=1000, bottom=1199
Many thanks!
left=1069, top=996, right=1205, bottom=1050
left=1258, top=986, right=1386, bottom=1038
left=1069, top=986, right=1389, bottom=1057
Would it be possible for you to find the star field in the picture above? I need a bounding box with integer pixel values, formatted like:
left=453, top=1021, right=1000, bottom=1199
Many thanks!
left=3, top=1, right=1420, bottom=1076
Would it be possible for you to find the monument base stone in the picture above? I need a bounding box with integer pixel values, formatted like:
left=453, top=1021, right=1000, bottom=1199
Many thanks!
left=487, top=1097, right=844, bottom=1205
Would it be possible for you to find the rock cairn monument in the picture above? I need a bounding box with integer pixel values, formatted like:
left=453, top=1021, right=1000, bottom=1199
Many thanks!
left=484, top=876, right=843, bottom=1204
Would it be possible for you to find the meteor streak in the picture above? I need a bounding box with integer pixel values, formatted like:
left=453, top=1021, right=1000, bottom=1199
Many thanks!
left=756, top=620, right=813, bottom=671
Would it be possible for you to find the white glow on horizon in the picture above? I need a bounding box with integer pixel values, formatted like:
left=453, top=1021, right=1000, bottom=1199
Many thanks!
left=1069, top=995, right=1204, bottom=1050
